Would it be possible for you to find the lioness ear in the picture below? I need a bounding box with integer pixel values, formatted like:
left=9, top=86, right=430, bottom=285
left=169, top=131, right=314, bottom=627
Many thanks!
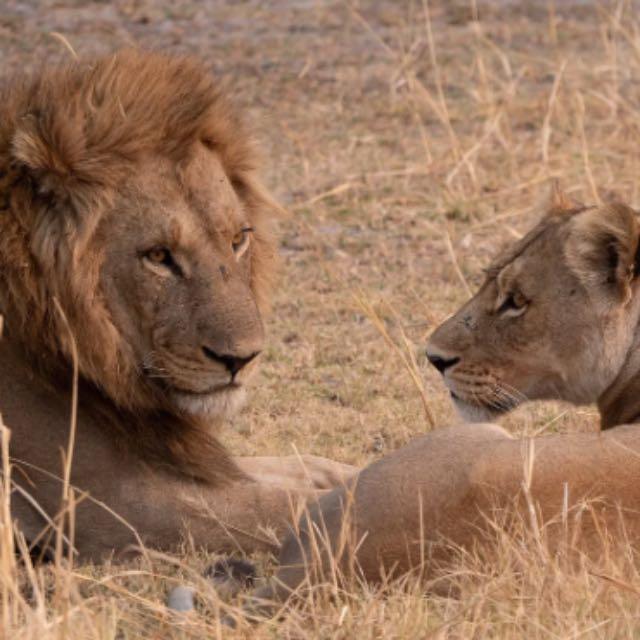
left=565, top=203, right=640, bottom=305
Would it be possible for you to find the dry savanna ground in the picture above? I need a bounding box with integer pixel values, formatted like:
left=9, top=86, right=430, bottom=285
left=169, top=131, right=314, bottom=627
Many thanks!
left=4, top=0, right=640, bottom=637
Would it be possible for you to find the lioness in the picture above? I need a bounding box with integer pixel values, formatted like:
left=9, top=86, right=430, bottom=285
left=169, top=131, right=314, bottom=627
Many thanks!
left=244, top=190, right=640, bottom=616
left=0, top=50, right=353, bottom=560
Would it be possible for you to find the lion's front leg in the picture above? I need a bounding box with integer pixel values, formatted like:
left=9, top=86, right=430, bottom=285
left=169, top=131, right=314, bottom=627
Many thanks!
left=15, top=461, right=341, bottom=562
left=129, top=471, right=335, bottom=557
left=234, top=455, right=357, bottom=491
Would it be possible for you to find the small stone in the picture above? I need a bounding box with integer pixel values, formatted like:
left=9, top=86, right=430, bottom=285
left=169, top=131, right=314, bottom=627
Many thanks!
left=167, top=585, right=195, bottom=612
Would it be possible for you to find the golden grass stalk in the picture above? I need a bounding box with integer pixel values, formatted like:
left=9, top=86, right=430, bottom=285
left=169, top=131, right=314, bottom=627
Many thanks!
left=356, top=294, right=436, bottom=429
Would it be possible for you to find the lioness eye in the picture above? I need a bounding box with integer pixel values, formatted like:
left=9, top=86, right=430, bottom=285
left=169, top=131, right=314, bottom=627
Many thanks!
left=232, top=227, right=253, bottom=256
left=497, top=291, right=528, bottom=317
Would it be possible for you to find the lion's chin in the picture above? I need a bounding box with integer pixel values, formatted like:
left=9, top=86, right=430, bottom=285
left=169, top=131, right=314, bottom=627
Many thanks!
left=450, top=392, right=503, bottom=423
left=170, top=385, right=248, bottom=418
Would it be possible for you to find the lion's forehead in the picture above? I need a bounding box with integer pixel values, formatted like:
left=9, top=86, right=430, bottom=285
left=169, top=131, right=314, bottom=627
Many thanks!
left=114, top=149, right=244, bottom=241
left=179, top=146, right=245, bottom=227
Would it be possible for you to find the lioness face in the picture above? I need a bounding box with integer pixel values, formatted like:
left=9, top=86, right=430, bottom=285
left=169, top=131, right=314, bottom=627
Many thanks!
left=427, top=202, right=640, bottom=422
left=97, top=145, right=265, bottom=417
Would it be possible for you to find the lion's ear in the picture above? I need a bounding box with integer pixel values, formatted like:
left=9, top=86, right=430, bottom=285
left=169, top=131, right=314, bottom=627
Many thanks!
left=565, top=203, right=640, bottom=305
left=549, top=180, right=583, bottom=213
left=11, top=111, right=86, bottom=200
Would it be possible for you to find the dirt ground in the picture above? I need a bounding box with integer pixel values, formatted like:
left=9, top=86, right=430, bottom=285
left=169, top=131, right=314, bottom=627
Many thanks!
left=4, top=0, right=640, bottom=638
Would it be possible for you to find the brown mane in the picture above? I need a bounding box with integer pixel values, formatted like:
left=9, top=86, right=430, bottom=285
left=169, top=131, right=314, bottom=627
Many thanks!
left=0, top=50, right=281, bottom=483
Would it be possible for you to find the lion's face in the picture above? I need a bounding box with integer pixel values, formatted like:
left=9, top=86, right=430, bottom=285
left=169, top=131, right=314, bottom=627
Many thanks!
left=1, top=51, right=280, bottom=422
left=97, top=146, right=264, bottom=417
left=426, top=201, right=640, bottom=422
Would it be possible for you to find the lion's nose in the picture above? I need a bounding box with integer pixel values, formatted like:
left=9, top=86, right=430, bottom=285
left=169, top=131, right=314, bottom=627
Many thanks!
left=426, top=351, right=460, bottom=375
left=202, top=347, right=261, bottom=376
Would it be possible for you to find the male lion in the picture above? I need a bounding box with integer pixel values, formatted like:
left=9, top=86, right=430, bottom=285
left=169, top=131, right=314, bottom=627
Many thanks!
left=0, top=50, right=353, bottom=560
left=242, top=189, right=640, bottom=617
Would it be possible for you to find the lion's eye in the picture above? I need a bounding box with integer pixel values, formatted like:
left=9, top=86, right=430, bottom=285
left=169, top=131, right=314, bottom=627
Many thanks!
left=497, top=291, right=528, bottom=317
left=147, top=247, right=171, bottom=265
left=232, top=227, right=253, bottom=257
left=142, top=246, right=182, bottom=276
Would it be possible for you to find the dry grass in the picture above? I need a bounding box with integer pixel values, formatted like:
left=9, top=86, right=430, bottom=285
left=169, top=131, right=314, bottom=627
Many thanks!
left=4, top=0, right=640, bottom=637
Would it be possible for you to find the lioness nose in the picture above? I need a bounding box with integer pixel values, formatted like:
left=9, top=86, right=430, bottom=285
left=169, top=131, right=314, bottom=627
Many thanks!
left=202, top=347, right=261, bottom=376
left=426, top=352, right=460, bottom=375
